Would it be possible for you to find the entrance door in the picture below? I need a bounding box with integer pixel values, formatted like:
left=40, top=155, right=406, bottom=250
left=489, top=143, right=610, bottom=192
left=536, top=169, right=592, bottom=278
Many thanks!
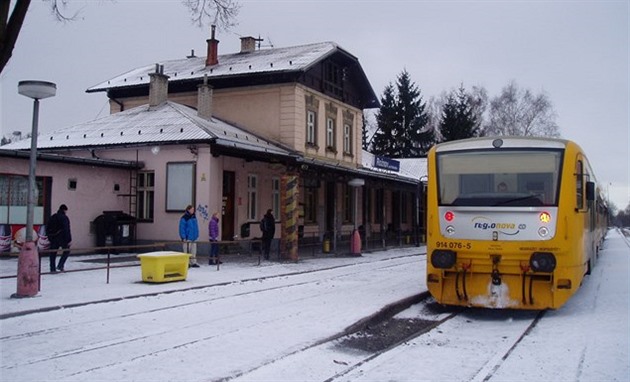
left=222, top=171, right=235, bottom=240
left=325, top=181, right=336, bottom=235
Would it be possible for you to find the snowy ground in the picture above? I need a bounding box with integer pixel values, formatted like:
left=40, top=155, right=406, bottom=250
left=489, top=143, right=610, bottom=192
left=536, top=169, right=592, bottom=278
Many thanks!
left=0, top=229, right=628, bottom=381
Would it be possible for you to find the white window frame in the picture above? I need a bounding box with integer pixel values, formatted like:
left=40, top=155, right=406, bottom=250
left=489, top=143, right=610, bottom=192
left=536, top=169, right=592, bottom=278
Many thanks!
left=326, top=117, right=335, bottom=149
left=137, top=171, right=155, bottom=221
left=343, top=123, right=352, bottom=154
left=166, top=162, right=195, bottom=212
left=306, top=110, right=317, bottom=145
left=272, top=177, right=280, bottom=219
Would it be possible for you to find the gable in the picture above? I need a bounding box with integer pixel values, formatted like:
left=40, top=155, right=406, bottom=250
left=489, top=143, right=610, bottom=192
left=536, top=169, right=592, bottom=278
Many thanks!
left=87, top=42, right=379, bottom=110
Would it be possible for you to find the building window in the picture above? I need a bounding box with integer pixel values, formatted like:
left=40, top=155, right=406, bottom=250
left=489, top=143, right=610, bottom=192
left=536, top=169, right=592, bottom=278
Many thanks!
left=305, top=94, right=320, bottom=148
left=326, top=117, right=335, bottom=150
left=401, top=191, right=408, bottom=224
left=166, top=162, right=195, bottom=212
left=306, top=110, right=317, bottom=145
left=247, top=174, right=258, bottom=220
left=137, top=171, right=155, bottom=221
left=342, top=184, right=353, bottom=223
left=0, top=174, right=50, bottom=225
left=324, top=61, right=343, bottom=97
left=343, top=123, right=352, bottom=154
left=272, top=177, right=280, bottom=219
left=375, top=188, right=384, bottom=224
left=304, top=187, right=318, bottom=224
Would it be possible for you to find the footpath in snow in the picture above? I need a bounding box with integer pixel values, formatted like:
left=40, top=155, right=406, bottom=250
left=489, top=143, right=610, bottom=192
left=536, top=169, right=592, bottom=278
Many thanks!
left=0, top=246, right=424, bottom=317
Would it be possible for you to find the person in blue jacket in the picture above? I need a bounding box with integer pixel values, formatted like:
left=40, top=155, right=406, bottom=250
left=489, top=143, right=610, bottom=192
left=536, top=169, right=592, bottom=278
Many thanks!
left=179, top=205, right=200, bottom=267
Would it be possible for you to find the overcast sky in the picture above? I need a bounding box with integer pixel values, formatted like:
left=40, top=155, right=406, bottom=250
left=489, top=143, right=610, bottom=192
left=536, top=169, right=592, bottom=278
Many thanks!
left=1, top=0, right=628, bottom=208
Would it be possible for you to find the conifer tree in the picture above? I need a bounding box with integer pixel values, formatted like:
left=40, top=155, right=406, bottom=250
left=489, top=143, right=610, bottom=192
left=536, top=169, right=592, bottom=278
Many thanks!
left=372, top=83, right=397, bottom=156
left=439, top=85, right=479, bottom=142
left=371, top=70, right=434, bottom=157
left=361, top=113, right=369, bottom=151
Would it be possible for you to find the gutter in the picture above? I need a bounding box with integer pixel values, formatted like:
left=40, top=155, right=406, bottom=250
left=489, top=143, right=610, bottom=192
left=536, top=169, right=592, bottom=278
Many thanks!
left=0, top=149, right=144, bottom=170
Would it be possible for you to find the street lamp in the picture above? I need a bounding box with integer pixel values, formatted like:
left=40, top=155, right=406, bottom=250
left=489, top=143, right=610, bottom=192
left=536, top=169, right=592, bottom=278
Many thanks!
left=13, top=80, right=56, bottom=298
left=348, top=178, right=365, bottom=256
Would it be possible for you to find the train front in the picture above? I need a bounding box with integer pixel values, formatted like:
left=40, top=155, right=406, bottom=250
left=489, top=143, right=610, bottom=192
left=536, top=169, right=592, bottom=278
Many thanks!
left=426, top=137, right=576, bottom=310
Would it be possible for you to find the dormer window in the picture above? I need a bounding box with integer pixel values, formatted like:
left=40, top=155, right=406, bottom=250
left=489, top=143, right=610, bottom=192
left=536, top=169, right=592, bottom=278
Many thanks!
left=324, top=61, right=343, bottom=97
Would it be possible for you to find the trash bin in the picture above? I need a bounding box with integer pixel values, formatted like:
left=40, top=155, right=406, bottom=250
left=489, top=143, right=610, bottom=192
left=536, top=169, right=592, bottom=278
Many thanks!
left=323, top=238, right=331, bottom=253
left=240, top=222, right=251, bottom=238
left=94, top=211, right=136, bottom=247
left=137, top=251, right=190, bottom=283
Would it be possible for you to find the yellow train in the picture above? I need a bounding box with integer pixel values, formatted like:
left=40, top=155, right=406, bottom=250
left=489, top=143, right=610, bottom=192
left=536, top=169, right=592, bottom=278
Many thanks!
left=426, top=137, right=607, bottom=309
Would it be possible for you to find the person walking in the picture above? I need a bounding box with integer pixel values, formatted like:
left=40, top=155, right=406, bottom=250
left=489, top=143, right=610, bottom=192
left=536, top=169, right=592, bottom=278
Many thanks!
left=179, top=205, right=200, bottom=268
left=260, top=209, right=276, bottom=260
left=208, top=212, right=221, bottom=265
left=47, top=204, right=72, bottom=272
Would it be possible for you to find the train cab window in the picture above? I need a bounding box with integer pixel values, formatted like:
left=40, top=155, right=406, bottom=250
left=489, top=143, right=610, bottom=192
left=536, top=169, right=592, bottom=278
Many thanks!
left=576, top=160, right=584, bottom=210
left=437, top=150, right=562, bottom=207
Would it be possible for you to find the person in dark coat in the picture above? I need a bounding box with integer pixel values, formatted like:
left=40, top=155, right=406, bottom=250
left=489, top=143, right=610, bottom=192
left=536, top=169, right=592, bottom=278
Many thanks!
left=47, top=204, right=72, bottom=272
left=260, top=209, right=276, bottom=260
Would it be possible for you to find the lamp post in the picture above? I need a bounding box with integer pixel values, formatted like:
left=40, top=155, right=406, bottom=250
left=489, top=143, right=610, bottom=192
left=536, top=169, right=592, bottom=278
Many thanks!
left=13, top=80, right=56, bottom=298
left=348, top=178, right=364, bottom=256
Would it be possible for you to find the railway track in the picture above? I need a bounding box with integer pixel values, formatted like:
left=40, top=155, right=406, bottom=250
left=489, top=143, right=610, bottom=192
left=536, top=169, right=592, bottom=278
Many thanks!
left=229, top=294, right=545, bottom=382
left=1, top=254, right=425, bottom=381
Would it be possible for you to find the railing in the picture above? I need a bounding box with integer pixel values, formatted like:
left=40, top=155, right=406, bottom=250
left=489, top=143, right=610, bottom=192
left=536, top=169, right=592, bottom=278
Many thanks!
left=298, top=225, right=422, bottom=256
left=0, top=228, right=422, bottom=286
left=0, top=239, right=265, bottom=286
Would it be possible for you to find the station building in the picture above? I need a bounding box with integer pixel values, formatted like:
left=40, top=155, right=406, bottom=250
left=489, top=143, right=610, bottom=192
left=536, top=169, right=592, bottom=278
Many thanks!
left=1, top=30, right=426, bottom=258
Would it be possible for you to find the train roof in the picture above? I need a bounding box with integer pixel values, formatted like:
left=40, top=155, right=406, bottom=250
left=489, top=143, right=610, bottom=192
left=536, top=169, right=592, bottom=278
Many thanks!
left=433, top=136, right=571, bottom=152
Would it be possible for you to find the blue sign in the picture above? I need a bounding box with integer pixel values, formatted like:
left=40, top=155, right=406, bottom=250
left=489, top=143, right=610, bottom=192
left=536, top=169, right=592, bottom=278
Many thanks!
left=374, top=156, right=400, bottom=172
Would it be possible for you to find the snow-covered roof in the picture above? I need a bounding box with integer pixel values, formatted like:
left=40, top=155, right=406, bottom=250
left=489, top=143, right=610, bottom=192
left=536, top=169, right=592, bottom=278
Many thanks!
left=2, top=101, right=292, bottom=157
left=87, top=42, right=343, bottom=93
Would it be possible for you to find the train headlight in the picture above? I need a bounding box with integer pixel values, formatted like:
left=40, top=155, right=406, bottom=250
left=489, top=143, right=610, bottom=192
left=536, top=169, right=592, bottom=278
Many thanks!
left=538, top=226, right=549, bottom=238
left=530, top=252, right=556, bottom=273
left=431, top=250, right=457, bottom=269
left=445, top=225, right=455, bottom=235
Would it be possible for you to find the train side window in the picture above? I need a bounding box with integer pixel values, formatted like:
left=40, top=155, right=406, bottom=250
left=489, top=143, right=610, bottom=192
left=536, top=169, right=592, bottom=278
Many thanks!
left=576, top=160, right=584, bottom=210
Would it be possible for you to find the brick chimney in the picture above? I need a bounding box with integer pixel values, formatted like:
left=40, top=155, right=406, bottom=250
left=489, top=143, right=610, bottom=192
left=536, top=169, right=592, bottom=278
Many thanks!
left=197, top=75, right=213, bottom=120
left=149, top=64, right=169, bottom=107
left=206, top=25, right=219, bottom=66
left=240, top=36, right=257, bottom=53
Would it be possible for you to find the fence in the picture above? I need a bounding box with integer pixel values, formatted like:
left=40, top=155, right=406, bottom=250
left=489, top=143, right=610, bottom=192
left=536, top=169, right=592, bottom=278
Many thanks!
left=0, top=229, right=422, bottom=285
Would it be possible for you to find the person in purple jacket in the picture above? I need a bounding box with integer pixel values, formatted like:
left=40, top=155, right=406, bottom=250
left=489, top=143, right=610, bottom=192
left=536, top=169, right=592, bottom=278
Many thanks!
left=208, top=212, right=221, bottom=265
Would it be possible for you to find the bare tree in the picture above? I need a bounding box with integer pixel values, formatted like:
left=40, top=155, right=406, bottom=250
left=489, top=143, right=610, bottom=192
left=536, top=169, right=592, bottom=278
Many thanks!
left=183, top=0, right=240, bottom=29
left=483, top=80, right=559, bottom=137
left=0, top=0, right=240, bottom=74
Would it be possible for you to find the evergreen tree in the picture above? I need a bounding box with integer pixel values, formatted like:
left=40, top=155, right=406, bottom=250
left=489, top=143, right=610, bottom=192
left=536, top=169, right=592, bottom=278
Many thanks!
left=361, top=112, right=369, bottom=151
left=371, top=70, right=434, bottom=157
left=371, top=83, right=397, bottom=156
left=439, top=85, right=479, bottom=142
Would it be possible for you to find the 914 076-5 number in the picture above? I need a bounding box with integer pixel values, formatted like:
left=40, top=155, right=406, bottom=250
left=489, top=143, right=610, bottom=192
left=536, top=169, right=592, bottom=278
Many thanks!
left=435, top=241, right=472, bottom=250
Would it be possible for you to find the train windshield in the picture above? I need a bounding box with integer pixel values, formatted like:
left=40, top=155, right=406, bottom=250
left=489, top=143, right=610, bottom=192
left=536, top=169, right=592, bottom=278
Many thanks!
left=437, top=149, right=563, bottom=207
